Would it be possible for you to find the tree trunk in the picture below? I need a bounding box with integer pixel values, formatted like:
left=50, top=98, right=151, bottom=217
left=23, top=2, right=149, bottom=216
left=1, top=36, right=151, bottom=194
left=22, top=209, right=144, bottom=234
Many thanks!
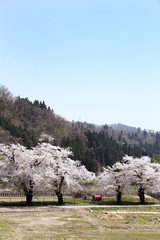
left=22, top=180, right=34, bottom=206
left=55, top=176, right=64, bottom=205
left=116, top=191, right=122, bottom=204
left=56, top=191, right=63, bottom=205
left=26, top=193, right=33, bottom=205
left=138, top=187, right=145, bottom=204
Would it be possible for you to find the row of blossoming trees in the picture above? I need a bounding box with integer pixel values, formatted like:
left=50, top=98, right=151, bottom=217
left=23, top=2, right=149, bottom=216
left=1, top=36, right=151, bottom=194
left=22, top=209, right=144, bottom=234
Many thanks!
left=0, top=141, right=160, bottom=205
left=97, top=156, right=160, bottom=204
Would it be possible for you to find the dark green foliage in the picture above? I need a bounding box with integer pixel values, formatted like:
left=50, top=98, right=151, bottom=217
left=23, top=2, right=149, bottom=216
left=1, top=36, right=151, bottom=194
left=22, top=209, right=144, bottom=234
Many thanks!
left=0, top=115, right=37, bottom=148
left=61, top=135, right=99, bottom=173
left=122, top=143, right=148, bottom=158
left=85, top=130, right=122, bottom=166
left=135, top=133, right=160, bottom=155
left=61, top=130, right=123, bottom=172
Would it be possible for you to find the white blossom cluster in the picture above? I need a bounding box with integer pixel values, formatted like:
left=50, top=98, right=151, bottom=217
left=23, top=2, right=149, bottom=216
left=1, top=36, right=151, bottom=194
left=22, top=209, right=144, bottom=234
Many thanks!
left=0, top=143, right=94, bottom=204
left=1, top=142, right=160, bottom=205
left=97, top=155, right=160, bottom=203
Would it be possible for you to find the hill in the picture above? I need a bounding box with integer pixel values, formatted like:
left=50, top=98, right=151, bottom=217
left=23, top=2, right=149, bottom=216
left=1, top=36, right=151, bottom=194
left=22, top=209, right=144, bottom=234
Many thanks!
left=0, top=85, right=159, bottom=172
left=0, top=85, right=124, bottom=172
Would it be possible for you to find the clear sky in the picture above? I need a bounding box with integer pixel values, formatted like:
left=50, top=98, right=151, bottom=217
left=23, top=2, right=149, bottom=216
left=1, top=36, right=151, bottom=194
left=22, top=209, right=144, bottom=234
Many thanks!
left=0, top=0, right=160, bottom=131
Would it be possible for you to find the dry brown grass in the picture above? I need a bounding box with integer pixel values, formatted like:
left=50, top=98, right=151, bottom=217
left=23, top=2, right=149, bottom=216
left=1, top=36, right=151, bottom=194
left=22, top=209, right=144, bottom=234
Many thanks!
left=98, top=213, right=124, bottom=220
left=1, top=206, right=160, bottom=239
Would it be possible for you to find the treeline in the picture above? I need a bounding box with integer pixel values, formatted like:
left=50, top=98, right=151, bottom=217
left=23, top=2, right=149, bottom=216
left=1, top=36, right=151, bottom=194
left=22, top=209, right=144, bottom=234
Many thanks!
left=101, top=124, right=160, bottom=155
left=61, top=130, right=148, bottom=173
left=75, top=122, right=160, bottom=157
left=0, top=91, right=72, bottom=145
left=0, top=85, right=156, bottom=173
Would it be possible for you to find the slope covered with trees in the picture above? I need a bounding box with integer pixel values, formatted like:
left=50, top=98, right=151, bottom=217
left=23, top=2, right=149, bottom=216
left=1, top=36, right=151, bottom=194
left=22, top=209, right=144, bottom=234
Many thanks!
left=0, top=85, right=158, bottom=173
left=75, top=121, right=160, bottom=156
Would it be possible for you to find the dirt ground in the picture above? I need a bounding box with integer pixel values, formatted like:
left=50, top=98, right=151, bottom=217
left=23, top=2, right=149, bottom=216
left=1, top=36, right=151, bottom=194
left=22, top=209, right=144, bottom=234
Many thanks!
left=1, top=206, right=160, bottom=240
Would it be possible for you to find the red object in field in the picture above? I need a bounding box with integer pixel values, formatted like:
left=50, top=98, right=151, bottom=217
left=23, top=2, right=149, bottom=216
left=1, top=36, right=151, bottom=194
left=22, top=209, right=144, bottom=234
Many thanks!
left=92, top=195, right=102, bottom=201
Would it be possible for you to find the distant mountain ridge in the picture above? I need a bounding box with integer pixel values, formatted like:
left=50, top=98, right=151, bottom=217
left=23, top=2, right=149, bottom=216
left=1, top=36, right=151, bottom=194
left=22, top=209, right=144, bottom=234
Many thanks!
left=109, top=123, right=137, bottom=132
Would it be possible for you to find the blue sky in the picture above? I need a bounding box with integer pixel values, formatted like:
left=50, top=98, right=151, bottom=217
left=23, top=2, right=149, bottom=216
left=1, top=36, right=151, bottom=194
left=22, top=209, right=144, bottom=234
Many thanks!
left=0, top=0, right=160, bottom=131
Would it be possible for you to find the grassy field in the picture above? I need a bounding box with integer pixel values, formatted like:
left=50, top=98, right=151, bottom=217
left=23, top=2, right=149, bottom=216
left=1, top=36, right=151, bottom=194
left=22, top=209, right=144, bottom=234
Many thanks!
left=1, top=205, right=160, bottom=239
left=0, top=194, right=159, bottom=206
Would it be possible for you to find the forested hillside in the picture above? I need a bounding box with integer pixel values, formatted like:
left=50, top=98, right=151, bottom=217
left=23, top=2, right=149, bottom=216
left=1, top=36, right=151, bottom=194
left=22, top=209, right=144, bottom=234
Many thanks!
left=75, top=122, right=160, bottom=155
left=0, top=85, right=158, bottom=173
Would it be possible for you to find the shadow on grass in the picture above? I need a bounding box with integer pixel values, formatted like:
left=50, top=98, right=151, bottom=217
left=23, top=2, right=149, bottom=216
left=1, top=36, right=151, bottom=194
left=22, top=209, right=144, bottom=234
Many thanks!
left=0, top=199, right=158, bottom=207
left=0, top=201, right=60, bottom=207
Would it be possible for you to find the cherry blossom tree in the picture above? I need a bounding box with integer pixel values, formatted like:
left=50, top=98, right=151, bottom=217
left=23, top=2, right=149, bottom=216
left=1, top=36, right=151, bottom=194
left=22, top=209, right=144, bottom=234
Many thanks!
left=123, top=155, right=160, bottom=204
left=97, top=156, right=160, bottom=205
left=34, top=143, right=94, bottom=205
left=97, top=162, right=129, bottom=204
left=0, top=142, right=94, bottom=205
left=0, top=143, right=46, bottom=205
